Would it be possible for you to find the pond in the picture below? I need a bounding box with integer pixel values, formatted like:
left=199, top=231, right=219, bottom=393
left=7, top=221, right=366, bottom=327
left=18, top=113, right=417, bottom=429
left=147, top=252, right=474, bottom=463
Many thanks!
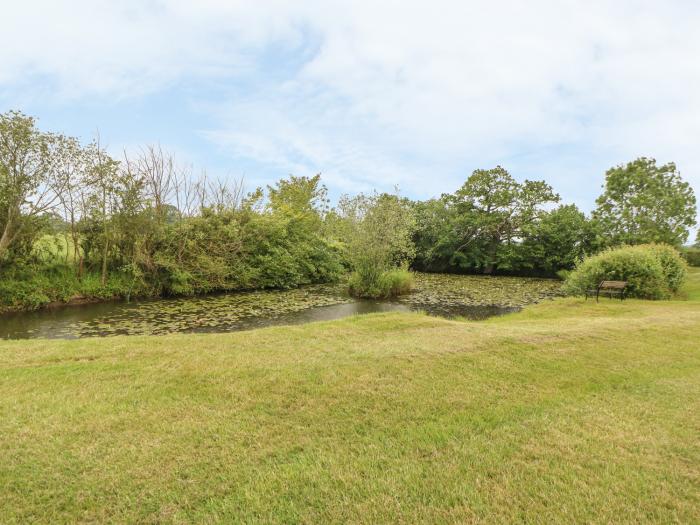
left=0, top=273, right=563, bottom=339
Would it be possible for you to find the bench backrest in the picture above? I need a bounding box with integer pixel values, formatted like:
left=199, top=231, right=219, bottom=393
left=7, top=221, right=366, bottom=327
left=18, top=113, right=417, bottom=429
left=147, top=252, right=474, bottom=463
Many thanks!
left=599, top=280, right=627, bottom=289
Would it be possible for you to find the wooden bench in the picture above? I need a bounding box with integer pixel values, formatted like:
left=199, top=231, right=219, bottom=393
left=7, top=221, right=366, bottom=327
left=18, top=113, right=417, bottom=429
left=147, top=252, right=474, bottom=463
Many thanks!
left=585, top=280, right=627, bottom=302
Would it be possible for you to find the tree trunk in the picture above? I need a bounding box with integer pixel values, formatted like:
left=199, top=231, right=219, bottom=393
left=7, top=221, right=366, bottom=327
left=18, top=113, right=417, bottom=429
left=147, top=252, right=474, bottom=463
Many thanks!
left=0, top=223, right=13, bottom=261
left=100, top=186, right=109, bottom=286
left=482, top=237, right=499, bottom=275
left=101, top=239, right=109, bottom=286
left=64, top=233, right=70, bottom=265
left=72, top=230, right=82, bottom=279
left=0, top=212, right=17, bottom=262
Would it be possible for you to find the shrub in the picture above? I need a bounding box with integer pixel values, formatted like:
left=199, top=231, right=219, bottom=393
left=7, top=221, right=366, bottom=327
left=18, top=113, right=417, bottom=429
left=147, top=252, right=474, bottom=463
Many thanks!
left=564, top=244, right=687, bottom=299
left=379, top=269, right=415, bottom=297
left=645, top=244, right=687, bottom=292
left=0, top=278, right=51, bottom=310
left=349, top=269, right=415, bottom=299
left=555, top=269, right=571, bottom=281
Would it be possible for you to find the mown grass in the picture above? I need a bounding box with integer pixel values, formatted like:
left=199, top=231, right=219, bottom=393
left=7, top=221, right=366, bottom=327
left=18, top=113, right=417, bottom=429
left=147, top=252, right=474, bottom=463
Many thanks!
left=679, top=264, right=700, bottom=301
left=0, top=270, right=699, bottom=523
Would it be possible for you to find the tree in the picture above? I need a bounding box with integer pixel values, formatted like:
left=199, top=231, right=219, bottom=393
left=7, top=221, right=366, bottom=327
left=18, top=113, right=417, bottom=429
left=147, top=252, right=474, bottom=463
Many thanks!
left=514, top=204, right=598, bottom=274
left=338, top=191, right=416, bottom=296
left=0, top=110, right=67, bottom=261
left=81, top=140, right=121, bottom=285
left=55, top=136, right=90, bottom=273
left=259, top=175, right=342, bottom=286
left=448, top=166, right=559, bottom=273
left=593, top=157, right=697, bottom=247
left=267, top=174, right=329, bottom=219
left=694, top=230, right=700, bottom=248
left=410, top=197, right=456, bottom=272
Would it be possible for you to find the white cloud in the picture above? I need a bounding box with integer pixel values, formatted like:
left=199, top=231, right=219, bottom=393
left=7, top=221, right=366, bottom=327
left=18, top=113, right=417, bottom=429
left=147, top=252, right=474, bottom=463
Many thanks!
left=1, top=0, right=699, bottom=234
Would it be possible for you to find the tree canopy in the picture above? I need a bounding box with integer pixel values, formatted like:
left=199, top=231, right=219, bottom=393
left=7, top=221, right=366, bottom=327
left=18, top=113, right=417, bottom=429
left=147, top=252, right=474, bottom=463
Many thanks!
left=593, top=157, right=697, bottom=247
left=0, top=111, right=68, bottom=260
left=412, top=166, right=560, bottom=274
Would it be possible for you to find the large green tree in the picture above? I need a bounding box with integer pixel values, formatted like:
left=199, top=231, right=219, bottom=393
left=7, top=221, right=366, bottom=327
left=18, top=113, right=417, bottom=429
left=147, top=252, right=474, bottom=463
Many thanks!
left=410, top=197, right=457, bottom=272
left=508, top=204, right=599, bottom=274
left=448, top=166, right=559, bottom=273
left=593, top=157, right=697, bottom=246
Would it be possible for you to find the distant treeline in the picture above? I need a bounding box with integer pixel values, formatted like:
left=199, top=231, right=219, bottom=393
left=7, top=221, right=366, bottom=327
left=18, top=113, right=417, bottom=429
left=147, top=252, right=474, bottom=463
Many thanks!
left=0, top=110, right=697, bottom=310
left=412, top=161, right=698, bottom=276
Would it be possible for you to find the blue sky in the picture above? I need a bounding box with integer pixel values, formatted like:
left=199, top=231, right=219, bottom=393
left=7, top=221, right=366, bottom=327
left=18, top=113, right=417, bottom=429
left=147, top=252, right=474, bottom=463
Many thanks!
left=1, top=1, right=699, bottom=238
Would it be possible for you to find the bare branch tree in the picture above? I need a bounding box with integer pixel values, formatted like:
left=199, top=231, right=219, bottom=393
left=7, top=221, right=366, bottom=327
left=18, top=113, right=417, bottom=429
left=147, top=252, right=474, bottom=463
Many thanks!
left=0, top=110, right=70, bottom=261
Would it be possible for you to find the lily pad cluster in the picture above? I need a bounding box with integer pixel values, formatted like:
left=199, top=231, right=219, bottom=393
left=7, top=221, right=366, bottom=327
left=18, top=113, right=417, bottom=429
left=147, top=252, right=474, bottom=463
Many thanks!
left=59, top=285, right=351, bottom=338
left=400, top=273, right=563, bottom=310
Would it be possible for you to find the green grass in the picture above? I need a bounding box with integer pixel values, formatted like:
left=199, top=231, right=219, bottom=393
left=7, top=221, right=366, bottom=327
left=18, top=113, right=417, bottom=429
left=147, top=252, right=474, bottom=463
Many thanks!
left=680, top=264, right=700, bottom=301
left=1, top=270, right=699, bottom=523
left=32, top=234, right=79, bottom=264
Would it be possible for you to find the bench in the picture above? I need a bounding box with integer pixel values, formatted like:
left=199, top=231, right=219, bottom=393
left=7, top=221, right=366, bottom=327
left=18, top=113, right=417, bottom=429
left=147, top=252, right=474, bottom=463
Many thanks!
left=585, top=280, right=627, bottom=302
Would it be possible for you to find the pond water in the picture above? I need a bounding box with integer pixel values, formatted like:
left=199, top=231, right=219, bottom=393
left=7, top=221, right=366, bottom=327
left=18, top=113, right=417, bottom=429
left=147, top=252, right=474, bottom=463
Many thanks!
left=0, top=273, right=562, bottom=339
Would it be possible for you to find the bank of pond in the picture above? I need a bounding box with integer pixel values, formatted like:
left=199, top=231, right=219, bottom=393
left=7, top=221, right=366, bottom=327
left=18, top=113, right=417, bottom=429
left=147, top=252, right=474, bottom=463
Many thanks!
left=0, top=273, right=562, bottom=339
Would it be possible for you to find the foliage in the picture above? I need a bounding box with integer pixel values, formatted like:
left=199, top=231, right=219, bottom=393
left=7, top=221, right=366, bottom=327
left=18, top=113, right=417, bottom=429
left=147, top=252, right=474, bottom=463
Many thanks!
left=414, top=160, right=697, bottom=278
left=340, top=192, right=416, bottom=298
left=412, top=172, right=586, bottom=276
left=502, top=204, right=600, bottom=274
left=681, top=247, right=700, bottom=267
left=0, top=114, right=345, bottom=310
left=684, top=231, right=700, bottom=267
left=593, top=157, right=697, bottom=246
left=0, top=262, right=155, bottom=312
left=348, top=268, right=414, bottom=299
left=379, top=269, right=415, bottom=297
left=564, top=244, right=687, bottom=299
left=447, top=166, right=560, bottom=274
left=410, top=197, right=456, bottom=272
left=645, top=243, right=688, bottom=292
left=0, top=111, right=70, bottom=261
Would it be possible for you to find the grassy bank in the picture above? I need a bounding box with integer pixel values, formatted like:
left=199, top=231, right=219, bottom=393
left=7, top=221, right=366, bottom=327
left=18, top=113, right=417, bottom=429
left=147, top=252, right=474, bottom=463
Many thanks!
left=1, top=271, right=699, bottom=523
left=0, top=266, right=156, bottom=314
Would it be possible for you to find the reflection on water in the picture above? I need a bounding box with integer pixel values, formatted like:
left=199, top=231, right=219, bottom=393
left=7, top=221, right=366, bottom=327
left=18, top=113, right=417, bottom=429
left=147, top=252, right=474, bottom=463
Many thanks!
left=0, top=273, right=561, bottom=339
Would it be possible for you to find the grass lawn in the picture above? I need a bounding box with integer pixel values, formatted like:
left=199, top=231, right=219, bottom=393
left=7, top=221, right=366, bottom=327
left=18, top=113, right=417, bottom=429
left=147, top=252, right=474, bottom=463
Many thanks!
left=1, top=270, right=699, bottom=523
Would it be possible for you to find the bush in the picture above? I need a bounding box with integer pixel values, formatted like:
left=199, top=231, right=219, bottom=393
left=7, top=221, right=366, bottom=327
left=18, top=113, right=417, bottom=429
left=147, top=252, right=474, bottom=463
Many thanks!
left=646, top=244, right=688, bottom=292
left=555, top=269, right=571, bottom=281
left=348, top=269, right=415, bottom=299
left=380, top=269, right=415, bottom=297
left=681, top=247, right=700, bottom=267
left=0, top=278, right=51, bottom=310
left=0, top=261, right=160, bottom=313
left=564, top=244, right=687, bottom=299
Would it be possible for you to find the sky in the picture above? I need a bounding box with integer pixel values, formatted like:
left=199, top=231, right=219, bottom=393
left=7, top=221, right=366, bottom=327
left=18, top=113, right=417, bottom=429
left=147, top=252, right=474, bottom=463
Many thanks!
left=1, top=1, right=699, bottom=238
